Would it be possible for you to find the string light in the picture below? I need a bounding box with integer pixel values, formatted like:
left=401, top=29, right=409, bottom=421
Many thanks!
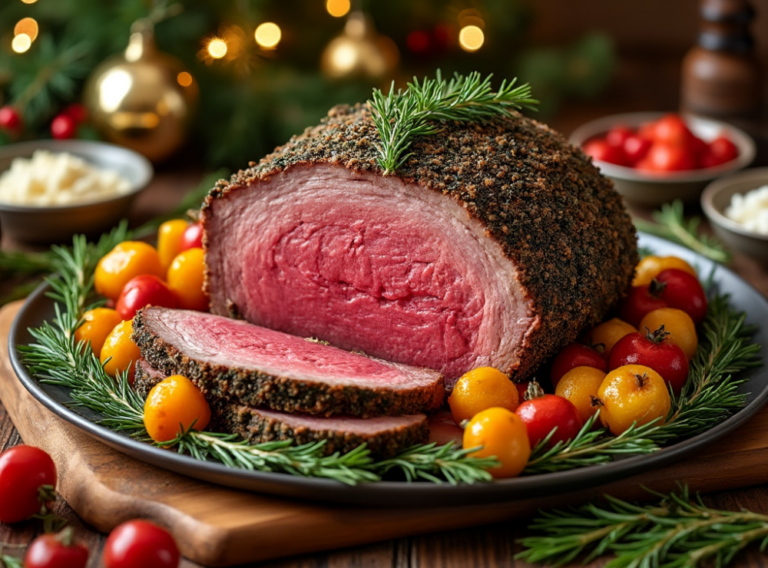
left=459, top=25, right=484, bottom=52
left=176, top=72, right=193, bottom=87
left=207, top=38, right=228, bottom=59
left=326, top=0, right=350, bottom=18
left=254, top=22, right=281, bottom=50
left=12, top=33, right=32, bottom=53
left=14, top=18, right=39, bottom=42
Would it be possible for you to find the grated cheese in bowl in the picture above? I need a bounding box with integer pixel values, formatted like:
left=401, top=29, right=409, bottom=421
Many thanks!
left=724, top=185, right=768, bottom=236
left=0, top=150, right=132, bottom=207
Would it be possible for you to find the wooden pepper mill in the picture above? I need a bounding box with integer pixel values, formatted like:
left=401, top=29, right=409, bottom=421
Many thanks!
left=681, top=0, right=761, bottom=118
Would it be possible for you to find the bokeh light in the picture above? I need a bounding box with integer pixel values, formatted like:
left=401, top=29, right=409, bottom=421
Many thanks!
left=459, top=25, right=484, bottom=52
left=20, top=0, right=37, bottom=4
left=14, top=18, right=39, bottom=42
left=326, top=0, right=350, bottom=18
left=254, top=22, right=281, bottom=49
left=207, top=38, right=228, bottom=59
left=12, top=33, right=32, bottom=53
left=177, top=72, right=193, bottom=87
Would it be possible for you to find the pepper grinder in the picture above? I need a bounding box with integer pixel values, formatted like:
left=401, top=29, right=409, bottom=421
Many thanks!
left=681, top=0, right=761, bottom=118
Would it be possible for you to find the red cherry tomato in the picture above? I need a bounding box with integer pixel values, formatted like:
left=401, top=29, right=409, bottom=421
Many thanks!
left=583, top=139, right=626, bottom=166
left=700, top=150, right=724, bottom=169
left=51, top=114, right=78, bottom=140
left=515, top=381, right=530, bottom=402
left=116, top=275, right=177, bottom=320
left=637, top=143, right=696, bottom=172
left=63, top=104, right=88, bottom=124
left=516, top=392, right=583, bottom=448
left=0, top=106, right=22, bottom=132
left=104, top=520, right=180, bottom=568
left=689, top=135, right=708, bottom=159
left=178, top=222, right=204, bottom=252
left=609, top=328, right=690, bottom=395
left=708, top=136, right=739, bottom=164
left=652, top=114, right=693, bottom=147
left=618, top=285, right=668, bottom=328
left=638, top=122, right=656, bottom=140
left=623, top=134, right=651, bottom=165
left=25, top=529, right=89, bottom=568
left=606, top=125, right=633, bottom=149
left=653, top=269, right=708, bottom=324
left=550, top=343, right=607, bottom=387
left=0, top=445, right=57, bottom=523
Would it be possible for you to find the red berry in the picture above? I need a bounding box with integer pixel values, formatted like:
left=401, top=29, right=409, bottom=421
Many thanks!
left=653, top=269, right=708, bottom=324
left=609, top=328, right=690, bottom=395
left=178, top=222, right=204, bottom=252
left=516, top=393, right=583, bottom=448
left=63, top=104, right=88, bottom=124
left=25, top=529, right=89, bottom=568
left=606, top=125, right=633, bottom=149
left=104, top=520, right=179, bottom=568
left=623, top=134, right=652, bottom=165
left=708, top=136, right=739, bottom=164
left=550, top=343, right=607, bottom=387
left=0, top=445, right=57, bottom=523
left=583, top=139, right=627, bottom=166
left=618, top=285, right=668, bottom=328
left=0, top=106, right=22, bottom=131
left=51, top=114, right=78, bottom=140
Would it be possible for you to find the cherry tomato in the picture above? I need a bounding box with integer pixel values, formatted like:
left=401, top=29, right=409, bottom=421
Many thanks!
left=516, top=392, right=583, bottom=448
left=555, top=366, right=606, bottom=424
left=74, top=308, right=123, bottom=358
left=95, top=242, right=164, bottom=301
left=550, top=343, right=606, bottom=387
left=637, top=143, right=696, bottom=172
left=144, top=375, right=212, bottom=442
left=116, top=275, right=177, bottom=320
left=157, top=220, right=189, bottom=272
left=623, top=134, right=651, bottom=165
left=583, top=139, right=626, bottom=165
left=0, top=106, right=22, bottom=132
left=583, top=318, right=638, bottom=355
left=463, top=408, right=530, bottom=479
left=63, top=104, right=88, bottom=124
left=651, top=114, right=693, bottom=147
left=700, top=150, right=725, bottom=169
left=597, top=364, right=671, bottom=435
left=639, top=308, right=698, bottom=360
left=618, top=285, right=667, bottom=328
left=178, top=222, right=204, bottom=252
left=103, top=520, right=180, bottom=568
left=653, top=269, right=708, bottom=324
left=0, top=445, right=57, bottom=523
left=51, top=114, right=78, bottom=140
left=609, top=328, right=690, bottom=395
left=515, top=381, right=530, bottom=402
left=638, top=121, right=656, bottom=140
left=100, top=319, right=141, bottom=383
left=606, top=125, right=633, bottom=149
left=690, top=135, right=708, bottom=161
left=448, top=367, right=519, bottom=424
left=25, top=529, right=89, bottom=568
left=633, top=255, right=697, bottom=287
left=708, top=135, right=739, bottom=164
left=167, top=248, right=208, bottom=311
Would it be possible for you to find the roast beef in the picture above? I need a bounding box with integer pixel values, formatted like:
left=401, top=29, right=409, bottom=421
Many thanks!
left=134, top=359, right=428, bottom=458
left=132, top=307, right=445, bottom=417
left=202, top=104, right=637, bottom=383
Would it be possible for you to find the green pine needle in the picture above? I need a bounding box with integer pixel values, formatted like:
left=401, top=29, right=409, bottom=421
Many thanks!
left=368, top=71, right=538, bottom=175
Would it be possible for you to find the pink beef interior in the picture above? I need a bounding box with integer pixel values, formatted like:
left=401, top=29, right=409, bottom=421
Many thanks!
left=145, top=308, right=440, bottom=389
left=252, top=408, right=426, bottom=434
left=206, top=164, right=537, bottom=381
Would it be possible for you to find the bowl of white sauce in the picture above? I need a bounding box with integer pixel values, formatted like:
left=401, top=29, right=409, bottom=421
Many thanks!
left=0, top=140, right=153, bottom=243
left=702, top=168, right=768, bottom=264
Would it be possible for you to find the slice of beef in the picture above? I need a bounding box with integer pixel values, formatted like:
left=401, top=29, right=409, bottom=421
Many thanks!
left=134, top=359, right=428, bottom=458
left=202, top=104, right=638, bottom=384
left=132, top=307, right=445, bottom=417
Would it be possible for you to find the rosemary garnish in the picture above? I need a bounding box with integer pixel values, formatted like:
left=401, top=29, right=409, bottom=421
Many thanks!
left=516, top=485, right=768, bottom=567
left=368, top=71, right=538, bottom=175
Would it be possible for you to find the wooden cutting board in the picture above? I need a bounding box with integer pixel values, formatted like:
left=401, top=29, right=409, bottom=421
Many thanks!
left=3, top=301, right=768, bottom=567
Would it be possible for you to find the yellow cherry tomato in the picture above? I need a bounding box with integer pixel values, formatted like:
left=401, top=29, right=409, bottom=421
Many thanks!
left=74, top=308, right=123, bottom=358
left=597, top=364, right=671, bottom=435
left=463, top=407, right=531, bottom=478
left=583, top=318, right=637, bottom=355
left=167, top=247, right=209, bottom=311
left=555, top=366, right=607, bottom=424
left=639, top=308, right=698, bottom=360
left=633, top=255, right=697, bottom=287
left=449, top=367, right=519, bottom=424
left=100, top=319, right=141, bottom=383
left=144, top=375, right=212, bottom=442
left=95, top=242, right=164, bottom=300
left=157, top=220, right=189, bottom=272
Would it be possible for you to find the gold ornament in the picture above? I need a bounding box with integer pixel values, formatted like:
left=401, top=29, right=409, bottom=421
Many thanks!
left=84, top=20, right=198, bottom=163
left=321, top=11, right=399, bottom=80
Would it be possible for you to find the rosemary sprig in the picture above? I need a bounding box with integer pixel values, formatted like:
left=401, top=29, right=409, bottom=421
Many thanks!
left=516, top=486, right=768, bottom=567
left=634, top=200, right=732, bottom=263
left=368, top=71, right=538, bottom=175
left=372, top=442, right=498, bottom=484
left=1, top=556, right=23, bottom=568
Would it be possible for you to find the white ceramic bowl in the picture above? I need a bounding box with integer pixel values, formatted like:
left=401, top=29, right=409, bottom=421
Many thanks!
left=569, top=112, right=755, bottom=207
left=0, top=140, right=153, bottom=244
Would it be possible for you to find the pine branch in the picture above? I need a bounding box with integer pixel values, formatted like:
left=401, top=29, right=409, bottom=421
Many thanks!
left=368, top=71, right=538, bottom=175
left=516, top=486, right=768, bottom=567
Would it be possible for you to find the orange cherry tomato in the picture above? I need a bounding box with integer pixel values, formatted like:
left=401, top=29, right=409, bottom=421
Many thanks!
left=100, top=320, right=141, bottom=384
left=597, top=364, right=671, bottom=435
left=144, top=375, right=211, bottom=443
left=555, top=366, right=607, bottom=424
left=167, top=248, right=209, bottom=311
left=448, top=367, right=519, bottom=424
left=157, top=220, right=189, bottom=272
left=463, top=407, right=530, bottom=479
left=95, top=242, right=164, bottom=301
left=632, top=255, right=696, bottom=287
left=583, top=318, right=637, bottom=355
left=639, top=308, right=698, bottom=360
left=74, top=308, right=123, bottom=358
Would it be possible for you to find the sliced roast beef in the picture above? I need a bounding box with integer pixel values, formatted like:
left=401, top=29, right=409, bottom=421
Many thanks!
left=132, top=307, right=445, bottom=417
left=202, top=104, right=637, bottom=384
left=134, top=359, right=428, bottom=458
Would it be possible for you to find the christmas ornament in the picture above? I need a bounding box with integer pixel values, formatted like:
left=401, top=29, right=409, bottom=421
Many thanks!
left=320, top=11, right=398, bottom=80
left=84, top=19, right=198, bottom=163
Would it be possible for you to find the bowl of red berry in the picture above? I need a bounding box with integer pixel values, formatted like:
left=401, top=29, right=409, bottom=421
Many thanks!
left=570, top=112, right=755, bottom=207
